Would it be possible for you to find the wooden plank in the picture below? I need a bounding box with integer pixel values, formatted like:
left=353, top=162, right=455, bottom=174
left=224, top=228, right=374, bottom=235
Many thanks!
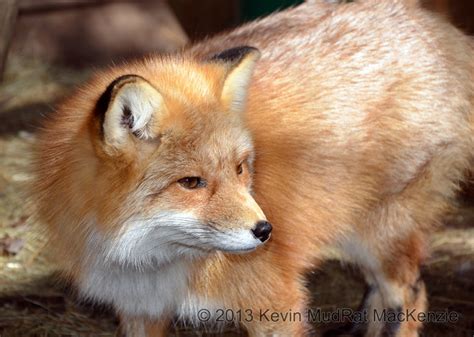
left=0, top=0, right=19, bottom=82
left=9, top=0, right=187, bottom=67
left=169, top=0, right=240, bottom=40
left=19, top=0, right=119, bottom=11
left=20, top=0, right=107, bottom=7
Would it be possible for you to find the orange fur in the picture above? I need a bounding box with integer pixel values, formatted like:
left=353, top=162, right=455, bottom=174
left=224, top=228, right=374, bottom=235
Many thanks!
left=33, top=1, right=474, bottom=337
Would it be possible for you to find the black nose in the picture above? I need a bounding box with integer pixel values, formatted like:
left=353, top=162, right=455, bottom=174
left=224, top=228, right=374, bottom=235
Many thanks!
left=252, top=221, right=272, bottom=242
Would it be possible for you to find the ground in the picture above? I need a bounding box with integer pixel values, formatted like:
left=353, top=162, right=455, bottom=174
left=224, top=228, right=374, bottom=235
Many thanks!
left=0, top=56, right=473, bottom=337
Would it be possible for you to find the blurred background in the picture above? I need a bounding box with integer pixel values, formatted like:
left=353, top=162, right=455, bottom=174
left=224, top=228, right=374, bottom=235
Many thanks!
left=0, top=0, right=473, bottom=336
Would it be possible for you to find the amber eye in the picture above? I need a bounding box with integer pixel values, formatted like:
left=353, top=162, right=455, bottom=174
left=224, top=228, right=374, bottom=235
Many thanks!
left=237, top=162, right=244, bottom=175
left=178, top=177, right=206, bottom=189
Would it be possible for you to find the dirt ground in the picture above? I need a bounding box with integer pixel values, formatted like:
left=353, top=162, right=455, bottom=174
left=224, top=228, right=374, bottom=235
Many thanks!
left=0, top=56, right=473, bottom=337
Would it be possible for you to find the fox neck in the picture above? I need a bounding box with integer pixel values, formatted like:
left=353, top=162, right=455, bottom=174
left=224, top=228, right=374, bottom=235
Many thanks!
left=79, top=251, right=194, bottom=317
left=78, top=225, right=204, bottom=317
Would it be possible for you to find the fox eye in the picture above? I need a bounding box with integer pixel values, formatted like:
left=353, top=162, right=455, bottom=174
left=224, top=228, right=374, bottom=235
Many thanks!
left=237, top=162, right=244, bottom=175
left=178, top=177, right=206, bottom=189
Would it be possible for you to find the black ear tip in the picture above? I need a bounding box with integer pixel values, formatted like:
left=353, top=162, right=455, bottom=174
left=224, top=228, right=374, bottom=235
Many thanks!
left=210, top=46, right=260, bottom=63
left=95, top=74, right=146, bottom=118
left=96, top=75, right=142, bottom=112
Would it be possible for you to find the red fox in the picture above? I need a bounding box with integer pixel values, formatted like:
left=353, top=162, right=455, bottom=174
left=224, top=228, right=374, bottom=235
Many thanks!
left=33, top=0, right=474, bottom=336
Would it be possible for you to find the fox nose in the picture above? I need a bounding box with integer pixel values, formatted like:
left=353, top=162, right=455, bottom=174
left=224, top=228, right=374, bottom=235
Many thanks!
left=252, top=221, right=273, bottom=242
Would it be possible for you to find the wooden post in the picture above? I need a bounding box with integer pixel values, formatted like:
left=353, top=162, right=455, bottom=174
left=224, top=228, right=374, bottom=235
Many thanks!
left=0, top=0, right=19, bottom=81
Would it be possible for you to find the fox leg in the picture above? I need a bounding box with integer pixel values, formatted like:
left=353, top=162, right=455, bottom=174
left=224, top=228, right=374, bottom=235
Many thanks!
left=119, top=315, right=170, bottom=337
left=361, top=265, right=426, bottom=337
left=247, top=324, right=309, bottom=337
left=236, top=275, right=311, bottom=337
left=341, top=228, right=427, bottom=337
left=144, top=319, right=170, bottom=337
left=246, top=316, right=310, bottom=337
left=245, top=310, right=311, bottom=337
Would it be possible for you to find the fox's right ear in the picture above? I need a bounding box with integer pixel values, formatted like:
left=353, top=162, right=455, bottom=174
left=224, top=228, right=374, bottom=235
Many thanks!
left=95, top=75, right=165, bottom=155
left=210, top=46, right=261, bottom=114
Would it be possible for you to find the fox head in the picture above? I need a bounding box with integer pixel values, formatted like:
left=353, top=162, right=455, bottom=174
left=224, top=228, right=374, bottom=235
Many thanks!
left=68, top=46, right=272, bottom=265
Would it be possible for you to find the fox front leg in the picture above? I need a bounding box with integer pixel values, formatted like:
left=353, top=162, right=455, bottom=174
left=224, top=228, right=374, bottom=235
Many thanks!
left=119, top=315, right=170, bottom=337
left=242, top=287, right=312, bottom=337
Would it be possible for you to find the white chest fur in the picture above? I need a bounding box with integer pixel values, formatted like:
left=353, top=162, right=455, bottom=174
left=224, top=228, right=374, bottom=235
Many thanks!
left=78, top=257, right=192, bottom=317
left=77, top=218, right=221, bottom=320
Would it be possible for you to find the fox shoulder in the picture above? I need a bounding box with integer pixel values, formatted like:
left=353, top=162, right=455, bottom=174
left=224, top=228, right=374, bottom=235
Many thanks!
left=393, top=0, right=419, bottom=7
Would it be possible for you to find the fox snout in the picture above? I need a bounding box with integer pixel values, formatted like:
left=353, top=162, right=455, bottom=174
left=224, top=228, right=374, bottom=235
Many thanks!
left=212, top=219, right=272, bottom=255
left=251, top=220, right=272, bottom=243
left=202, top=190, right=272, bottom=253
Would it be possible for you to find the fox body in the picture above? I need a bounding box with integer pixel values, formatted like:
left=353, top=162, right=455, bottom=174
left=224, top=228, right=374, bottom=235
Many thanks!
left=33, top=1, right=474, bottom=336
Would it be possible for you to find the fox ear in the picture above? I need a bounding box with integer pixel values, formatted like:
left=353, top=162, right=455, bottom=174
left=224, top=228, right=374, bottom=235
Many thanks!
left=97, top=75, right=165, bottom=153
left=211, top=46, right=261, bottom=113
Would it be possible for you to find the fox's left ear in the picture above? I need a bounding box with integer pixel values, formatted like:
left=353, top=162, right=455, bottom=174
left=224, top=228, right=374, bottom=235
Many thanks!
left=210, top=46, right=261, bottom=113
left=96, top=74, right=165, bottom=155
